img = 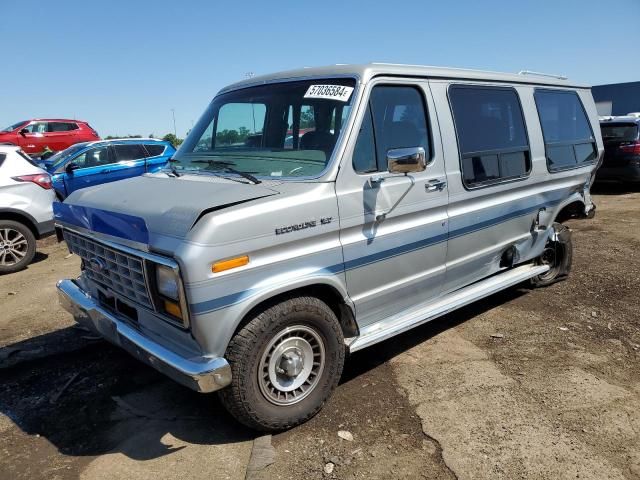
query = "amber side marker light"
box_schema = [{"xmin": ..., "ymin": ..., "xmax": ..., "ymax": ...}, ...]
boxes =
[
  {"xmin": 212, "ymin": 255, "xmax": 250, "ymax": 273},
  {"xmin": 163, "ymin": 299, "xmax": 183, "ymax": 319}
]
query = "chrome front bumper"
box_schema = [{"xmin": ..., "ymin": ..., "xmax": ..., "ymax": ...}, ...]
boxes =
[{"xmin": 56, "ymin": 279, "xmax": 232, "ymax": 393}]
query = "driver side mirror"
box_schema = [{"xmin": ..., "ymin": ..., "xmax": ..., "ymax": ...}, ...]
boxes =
[
  {"xmin": 387, "ymin": 147, "xmax": 427, "ymax": 174},
  {"xmin": 19, "ymin": 128, "xmax": 29, "ymax": 137},
  {"xmin": 65, "ymin": 162, "xmax": 79, "ymax": 174}
]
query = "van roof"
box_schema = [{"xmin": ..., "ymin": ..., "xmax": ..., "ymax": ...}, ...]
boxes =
[{"xmin": 220, "ymin": 63, "xmax": 588, "ymax": 95}]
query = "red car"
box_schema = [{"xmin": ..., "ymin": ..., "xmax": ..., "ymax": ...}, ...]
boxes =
[{"xmin": 0, "ymin": 119, "xmax": 100, "ymax": 157}]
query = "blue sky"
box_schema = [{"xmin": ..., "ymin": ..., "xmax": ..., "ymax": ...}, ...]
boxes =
[{"xmin": 1, "ymin": 0, "xmax": 638, "ymax": 138}]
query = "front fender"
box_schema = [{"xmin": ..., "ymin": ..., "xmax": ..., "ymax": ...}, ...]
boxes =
[{"xmin": 189, "ymin": 270, "xmax": 351, "ymax": 357}]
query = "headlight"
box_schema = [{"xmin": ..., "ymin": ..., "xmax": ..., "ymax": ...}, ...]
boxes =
[{"xmin": 156, "ymin": 264, "xmax": 179, "ymax": 300}]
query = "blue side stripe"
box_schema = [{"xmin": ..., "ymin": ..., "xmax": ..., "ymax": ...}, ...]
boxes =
[
  {"xmin": 54, "ymin": 202, "xmax": 149, "ymax": 244},
  {"xmin": 191, "ymin": 269, "xmax": 343, "ymax": 314},
  {"xmin": 344, "ymin": 233, "xmax": 448, "ymax": 270},
  {"xmin": 448, "ymin": 197, "xmax": 563, "ymax": 240},
  {"xmin": 192, "ymin": 289, "xmax": 256, "ymax": 314}
]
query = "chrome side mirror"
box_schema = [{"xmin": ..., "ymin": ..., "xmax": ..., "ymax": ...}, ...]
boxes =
[{"xmin": 387, "ymin": 147, "xmax": 426, "ymax": 174}]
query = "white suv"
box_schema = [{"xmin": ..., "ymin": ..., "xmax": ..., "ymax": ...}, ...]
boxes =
[{"xmin": 0, "ymin": 145, "xmax": 56, "ymax": 273}]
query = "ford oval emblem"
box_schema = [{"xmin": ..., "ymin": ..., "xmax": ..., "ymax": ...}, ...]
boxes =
[{"xmin": 89, "ymin": 257, "xmax": 106, "ymax": 272}]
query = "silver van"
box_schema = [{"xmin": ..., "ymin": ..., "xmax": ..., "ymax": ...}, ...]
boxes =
[{"xmin": 55, "ymin": 64, "xmax": 602, "ymax": 430}]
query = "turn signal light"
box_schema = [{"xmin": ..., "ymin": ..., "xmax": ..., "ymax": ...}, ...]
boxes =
[
  {"xmin": 163, "ymin": 299, "xmax": 183, "ymax": 319},
  {"xmin": 212, "ymin": 255, "xmax": 249, "ymax": 273}
]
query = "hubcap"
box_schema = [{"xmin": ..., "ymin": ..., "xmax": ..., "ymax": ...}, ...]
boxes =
[
  {"xmin": 258, "ymin": 325, "xmax": 325, "ymax": 406},
  {"xmin": 538, "ymin": 243, "xmax": 561, "ymax": 280},
  {"xmin": 0, "ymin": 228, "xmax": 28, "ymax": 266}
]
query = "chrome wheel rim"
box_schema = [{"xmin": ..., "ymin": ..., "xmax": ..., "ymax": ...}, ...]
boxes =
[
  {"xmin": 0, "ymin": 228, "xmax": 28, "ymax": 266},
  {"xmin": 258, "ymin": 325, "xmax": 325, "ymax": 406}
]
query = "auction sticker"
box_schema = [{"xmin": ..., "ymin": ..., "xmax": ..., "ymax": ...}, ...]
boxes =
[{"xmin": 304, "ymin": 84, "xmax": 354, "ymax": 102}]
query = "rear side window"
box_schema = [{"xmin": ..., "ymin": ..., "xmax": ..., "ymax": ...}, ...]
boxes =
[
  {"xmin": 353, "ymin": 85, "xmax": 430, "ymax": 173},
  {"xmin": 449, "ymin": 85, "xmax": 530, "ymax": 188},
  {"xmin": 534, "ymin": 90, "xmax": 597, "ymax": 171},
  {"xmin": 144, "ymin": 144, "xmax": 166, "ymax": 156},
  {"xmin": 48, "ymin": 122, "xmax": 78, "ymax": 132},
  {"xmin": 0, "ymin": 153, "xmax": 6, "ymax": 168},
  {"xmin": 113, "ymin": 144, "xmax": 147, "ymax": 161},
  {"xmin": 601, "ymin": 123, "xmax": 639, "ymax": 143}
]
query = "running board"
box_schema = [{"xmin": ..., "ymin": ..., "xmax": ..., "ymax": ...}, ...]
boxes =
[{"xmin": 348, "ymin": 263, "xmax": 549, "ymax": 352}]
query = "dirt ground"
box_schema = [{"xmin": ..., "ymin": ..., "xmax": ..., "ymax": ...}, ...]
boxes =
[{"xmin": 1, "ymin": 186, "xmax": 639, "ymax": 480}]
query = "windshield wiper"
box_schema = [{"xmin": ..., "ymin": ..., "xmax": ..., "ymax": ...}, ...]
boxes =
[{"xmin": 191, "ymin": 159, "xmax": 261, "ymax": 184}]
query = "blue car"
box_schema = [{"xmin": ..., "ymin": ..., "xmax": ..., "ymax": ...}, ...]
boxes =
[{"xmin": 40, "ymin": 138, "xmax": 176, "ymax": 199}]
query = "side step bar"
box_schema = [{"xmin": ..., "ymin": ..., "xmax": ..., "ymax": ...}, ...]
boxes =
[{"xmin": 349, "ymin": 263, "xmax": 549, "ymax": 352}]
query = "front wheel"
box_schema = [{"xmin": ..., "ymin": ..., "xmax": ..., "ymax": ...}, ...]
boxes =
[
  {"xmin": 531, "ymin": 222, "xmax": 573, "ymax": 287},
  {"xmin": 219, "ymin": 296, "xmax": 345, "ymax": 431}
]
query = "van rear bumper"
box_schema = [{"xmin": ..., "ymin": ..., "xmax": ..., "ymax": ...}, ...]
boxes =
[{"xmin": 56, "ymin": 278, "xmax": 232, "ymax": 393}]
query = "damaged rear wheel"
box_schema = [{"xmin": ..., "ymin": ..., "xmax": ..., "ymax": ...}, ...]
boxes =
[{"xmin": 531, "ymin": 222, "xmax": 572, "ymax": 287}]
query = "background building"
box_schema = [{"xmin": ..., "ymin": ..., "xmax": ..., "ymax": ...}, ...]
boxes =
[{"xmin": 592, "ymin": 81, "xmax": 640, "ymax": 116}]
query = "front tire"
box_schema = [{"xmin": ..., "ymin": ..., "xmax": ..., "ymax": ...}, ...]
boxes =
[
  {"xmin": 531, "ymin": 222, "xmax": 572, "ymax": 287},
  {"xmin": 0, "ymin": 220, "xmax": 36, "ymax": 274},
  {"xmin": 219, "ymin": 296, "xmax": 345, "ymax": 431}
]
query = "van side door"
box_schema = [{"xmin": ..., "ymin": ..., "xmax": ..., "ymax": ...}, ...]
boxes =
[
  {"xmin": 429, "ymin": 81, "xmax": 537, "ymax": 293},
  {"xmin": 336, "ymin": 79, "xmax": 449, "ymax": 328}
]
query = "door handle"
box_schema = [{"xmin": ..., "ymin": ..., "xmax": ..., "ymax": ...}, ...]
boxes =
[
  {"xmin": 101, "ymin": 169, "xmax": 111, "ymax": 174},
  {"xmin": 426, "ymin": 179, "xmax": 447, "ymax": 192}
]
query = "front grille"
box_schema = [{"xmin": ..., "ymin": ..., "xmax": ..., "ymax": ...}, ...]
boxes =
[{"xmin": 63, "ymin": 230, "xmax": 152, "ymax": 308}]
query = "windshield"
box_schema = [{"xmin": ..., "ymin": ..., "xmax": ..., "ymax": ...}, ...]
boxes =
[
  {"xmin": 1, "ymin": 121, "xmax": 27, "ymax": 133},
  {"xmin": 47, "ymin": 143, "xmax": 87, "ymax": 168},
  {"xmin": 601, "ymin": 123, "xmax": 639, "ymax": 143},
  {"xmin": 175, "ymin": 78, "xmax": 357, "ymax": 179}
]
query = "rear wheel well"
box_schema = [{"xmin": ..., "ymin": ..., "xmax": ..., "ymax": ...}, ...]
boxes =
[
  {"xmin": 0, "ymin": 211, "xmax": 39, "ymax": 239},
  {"xmin": 234, "ymin": 284, "xmax": 359, "ymax": 340},
  {"xmin": 554, "ymin": 201, "xmax": 586, "ymax": 224}
]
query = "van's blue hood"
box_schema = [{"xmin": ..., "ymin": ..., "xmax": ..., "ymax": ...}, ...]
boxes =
[{"xmin": 53, "ymin": 174, "xmax": 278, "ymax": 243}]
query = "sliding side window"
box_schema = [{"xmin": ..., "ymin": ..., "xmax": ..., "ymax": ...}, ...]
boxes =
[
  {"xmin": 449, "ymin": 85, "xmax": 530, "ymax": 188},
  {"xmin": 534, "ymin": 89, "xmax": 597, "ymax": 172}
]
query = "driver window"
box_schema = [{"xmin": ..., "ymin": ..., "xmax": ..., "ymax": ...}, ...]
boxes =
[
  {"xmin": 353, "ymin": 85, "xmax": 431, "ymax": 173},
  {"xmin": 24, "ymin": 122, "xmax": 48, "ymax": 134},
  {"xmin": 72, "ymin": 147, "xmax": 111, "ymax": 169}
]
